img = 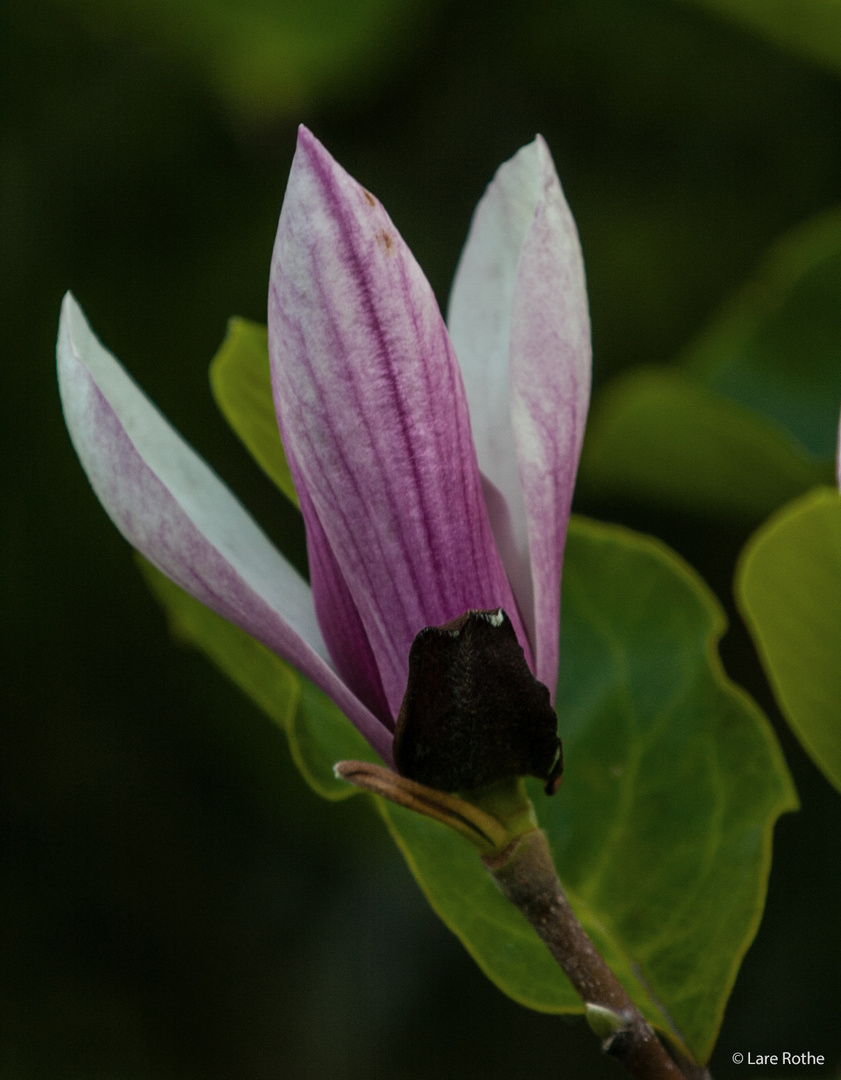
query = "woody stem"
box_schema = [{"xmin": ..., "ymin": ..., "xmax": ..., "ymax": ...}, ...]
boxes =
[{"xmin": 483, "ymin": 829, "xmax": 711, "ymax": 1080}]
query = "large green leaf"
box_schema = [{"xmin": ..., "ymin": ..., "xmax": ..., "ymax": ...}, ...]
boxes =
[
  {"xmin": 380, "ymin": 518, "xmax": 796, "ymax": 1063},
  {"xmin": 538, "ymin": 518, "xmax": 796, "ymax": 1061},
  {"xmin": 43, "ymin": 0, "xmax": 438, "ymax": 119},
  {"xmin": 737, "ymin": 487, "xmax": 841, "ymax": 795},
  {"xmin": 671, "ymin": 0, "xmax": 841, "ymax": 79},
  {"xmin": 579, "ymin": 208, "xmax": 841, "ymax": 520},
  {"xmin": 139, "ymin": 509, "xmax": 796, "ymax": 1063}
]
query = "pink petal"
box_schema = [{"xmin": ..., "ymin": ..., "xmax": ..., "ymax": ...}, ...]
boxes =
[
  {"xmin": 448, "ymin": 137, "xmax": 591, "ymax": 695},
  {"xmin": 269, "ymin": 127, "xmax": 528, "ymax": 720},
  {"xmin": 58, "ymin": 292, "xmax": 392, "ymax": 763},
  {"xmin": 296, "ymin": 479, "xmax": 393, "ymax": 727}
]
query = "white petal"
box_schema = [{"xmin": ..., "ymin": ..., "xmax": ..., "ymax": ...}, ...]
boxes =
[
  {"xmin": 57, "ymin": 292, "xmax": 392, "ymax": 761},
  {"xmin": 447, "ymin": 139, "xmax": 547, "ymax": 640},
  {"xmin": 448, "ymin": 138, "xmax": 591, "ymax": 692}
]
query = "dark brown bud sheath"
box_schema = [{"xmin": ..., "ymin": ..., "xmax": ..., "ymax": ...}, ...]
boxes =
[{"xmin": 393, "ymin": 608, "xmax": 563, "ymax": 795}]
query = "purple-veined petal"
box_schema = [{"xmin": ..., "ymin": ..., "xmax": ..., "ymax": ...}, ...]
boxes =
[
  {"xmin": 448, "ymin": 137, "xmax": 591, "ymax": 695},
  {"xmin": 296, "ymin": 478, "xmax": 393, "ymax": 727},
  {"xmin": 269, "ymin": 127, "xmax": 529, "ymax": 720},
  {"xmin": 57, "ymin": 292, "xmax": 393, "ymax": 763}
]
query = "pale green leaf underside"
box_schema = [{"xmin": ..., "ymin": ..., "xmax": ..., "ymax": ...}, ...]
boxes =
[
  {"xmin": 376, "ymin": 799, "xmax": 685, "ymax": 1037},
  {"xmin": 579, "ymin": 207, "xmax": 841, "ymax": 520},
  {"xmin": 737, "ymin": 487, "xmax": 841, "ymax": 795},
  {"xmin": 539, "ymin": 518, "xmax": 796, "ymax": 1061}
]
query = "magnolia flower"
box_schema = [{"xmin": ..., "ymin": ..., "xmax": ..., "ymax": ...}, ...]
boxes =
[{"xmin": 57, "ymin": 127, "xmax": 590, "ymax": 790}]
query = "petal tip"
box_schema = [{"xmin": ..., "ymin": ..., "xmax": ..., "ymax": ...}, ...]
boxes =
[
  {"xmin": 296, "ymin": 123, "xmax": 317, "ymax": 150},
  {"xmin": 58, "ymin": 290, "xmax": 83, "ymax": 349},
  {"xmin": 57, "ymin": 292, "xmax": 111, "ymax": 394},
  {"xmin": 531, "ymin": 133, "xmax": 549, "ymax": 157},
  {"xmin": 57, "ymin": 292, "xmax": 89, "ymax": 395},
  {"xmin": 294, "ymin": 124, "xmax": 332, "ymax": 173}
]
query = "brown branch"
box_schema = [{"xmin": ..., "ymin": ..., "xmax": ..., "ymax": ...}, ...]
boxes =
[
  {"xmin": 483, "ymin": 829, "xmax": 711, "ymax": 1080},
  {"xmin": 335, "ymin": 764, "xmax": 711, "ymax": 1080}
]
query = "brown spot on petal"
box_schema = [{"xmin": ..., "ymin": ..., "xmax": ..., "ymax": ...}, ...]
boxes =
[
  {"xmin": 362, "ymin": 189, "xmax": 376, "ymax": 207},
  {"xmin": 377, "ymin": 229, "xmax": 395, "ymax": 255}
]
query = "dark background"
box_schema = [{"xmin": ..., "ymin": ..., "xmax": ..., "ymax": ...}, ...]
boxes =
[{"xmin": 3, "ymin": 0, "xmax": 841, "ymax": 1076}]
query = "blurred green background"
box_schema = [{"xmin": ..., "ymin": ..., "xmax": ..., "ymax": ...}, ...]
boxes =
[{"xmin": 3, "ymin": 0, "xmax": 841, "ymax": 1076}]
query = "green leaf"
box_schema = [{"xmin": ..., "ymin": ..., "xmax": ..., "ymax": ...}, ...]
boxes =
[
  {"xmin": 578, "ymin": 208, "xmax": 841, "ymax": 520},
  {"xmin": 376, "ymin": 802, "xmax": 581, "ymax": 1006},
  {"xmin": 371, "ymin": 519, "xmax": 797, "ymax": 1064},
  {"xmin": 139, "ymin": 519, "xmax": 795, "ymax": 1064},
  {"xmin": 737, "ymin": 487, "xmax": 841, "ymax": 795},
  {"xmin": 537, "ymin": 517, "xmax": 796, "ymax": 1061},
  {"xmin": 374, "ymin": 800, "xmax": 683, "ymax": 1038},
  {"xmin": 578, "ymin": 366, "xmax": 827, "ymax": 520},
  {"xmin": 43, "ymin": 0, "xmax": 439, "ymax": 119},
  {"xmin": 137, "ymin": 556, "xmax": 377, "ymax": 800},
  {"xmin": 209, "ymin": 318, "xmax": 299, "ymax": 508},
  {"xmin": 671, "ymin": 0, "xmax": 841, "ymax": 79}
]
